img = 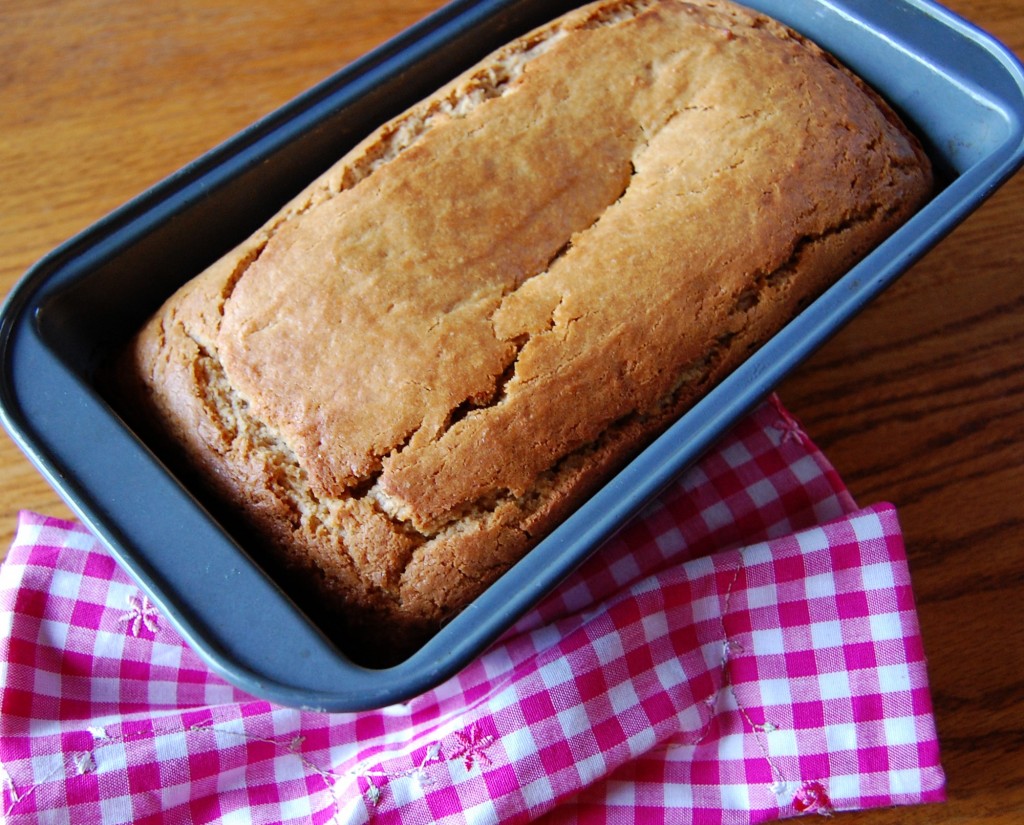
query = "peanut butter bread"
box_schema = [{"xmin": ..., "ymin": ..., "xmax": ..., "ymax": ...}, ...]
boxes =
[{"xmin": 116, "ymin": 0, "xmax": 932, "ymax": 663}]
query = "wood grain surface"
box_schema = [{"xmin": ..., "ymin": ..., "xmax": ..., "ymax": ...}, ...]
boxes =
[{"xmin": 1, "ymin": 1, "xmax": 1021, "ymax": 821}]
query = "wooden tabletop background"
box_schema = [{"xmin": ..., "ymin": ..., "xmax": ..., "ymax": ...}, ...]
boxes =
[{"xmin": 1, "ymin": 1, "xmax": 1021, "ymax": 821}]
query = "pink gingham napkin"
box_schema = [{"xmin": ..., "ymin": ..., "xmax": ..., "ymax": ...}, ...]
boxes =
[{"xmin": 0, "ymin": 396, "xmax": 945, "ymax": 824}]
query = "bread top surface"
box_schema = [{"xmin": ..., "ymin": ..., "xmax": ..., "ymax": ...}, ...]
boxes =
[
  {"xmin": 200, "ymin": 0, "xmax": 926, "ymax": 534},
  {"xmin": 124, "ymin": 0, "xmax": 931, "ymax": 646}
]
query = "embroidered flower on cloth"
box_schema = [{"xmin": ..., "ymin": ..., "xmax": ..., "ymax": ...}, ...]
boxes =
[
  {"xmin": 447, "ymin": 725, "xmax": 496, "ymax": 771},
  {"xmin": 793, "ymin": 781, "xmax": 835, "ymax": 815},
  {"xmin": 118, "ymin": 593, "xmax": 159, "ymax": 637}
]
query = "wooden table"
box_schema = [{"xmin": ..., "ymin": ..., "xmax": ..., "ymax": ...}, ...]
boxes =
[{"xmin": 1, "ymin": 1, "xmax": 1021, "ymax": 821}]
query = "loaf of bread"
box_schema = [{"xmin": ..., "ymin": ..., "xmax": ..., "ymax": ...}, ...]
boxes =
[{"xmin": 116, "ymin": 0, "xmax": 932, "ymax": 664}]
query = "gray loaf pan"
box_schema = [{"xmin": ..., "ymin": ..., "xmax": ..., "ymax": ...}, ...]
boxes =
[{"xmin": 2, "ymin": 0, "xmax": 1022, "ymax": 711}]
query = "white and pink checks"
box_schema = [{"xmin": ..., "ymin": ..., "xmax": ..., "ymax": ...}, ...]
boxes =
[{"xmin": 0, "ymin": 397, "xmax": 945, "ymax": 824}]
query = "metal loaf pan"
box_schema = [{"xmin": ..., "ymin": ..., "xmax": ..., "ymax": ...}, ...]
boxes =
[{"xmin": 2, "ymin": 0, "xmax": 1022, "ymax": 711}]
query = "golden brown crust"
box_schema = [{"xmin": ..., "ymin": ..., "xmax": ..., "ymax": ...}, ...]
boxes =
[{"xmin": 114, "ymin": 0, "xmax": 932, "ymax": 663}]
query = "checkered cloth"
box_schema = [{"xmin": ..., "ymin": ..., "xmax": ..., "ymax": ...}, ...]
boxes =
[{"xmin": 0, "ymin": 396, "xmax": 945, "ymax": 823}]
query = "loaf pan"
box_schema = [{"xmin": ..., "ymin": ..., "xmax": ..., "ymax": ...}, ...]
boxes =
[{"xmin": 2, "ymin": 0, "xmax": 1022, "ymax": 711}]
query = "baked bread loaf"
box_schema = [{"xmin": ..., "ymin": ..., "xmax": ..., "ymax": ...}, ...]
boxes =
[{"xmin": 116, "ymin": 0, "xmax": 932, "ymax": 664}]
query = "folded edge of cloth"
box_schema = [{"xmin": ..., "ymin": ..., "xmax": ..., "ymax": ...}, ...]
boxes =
[{"xmin": 0, "ymin": 397, "xmax": 945, "ymax": 824}]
